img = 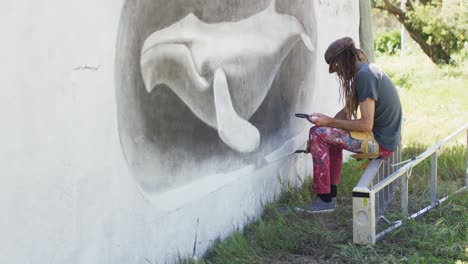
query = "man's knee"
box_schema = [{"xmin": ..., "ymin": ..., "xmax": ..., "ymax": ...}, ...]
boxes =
[
  {"xmin": 309, "ymin": 126, "xmax": 318, "ymax": 135},
  {"xmin": 309, "ymin": 126, "xmax": 328, "ymax": 138}
]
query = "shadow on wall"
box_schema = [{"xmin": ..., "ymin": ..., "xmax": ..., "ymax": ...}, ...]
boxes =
[{"xmin": 115, "ymin": 0, "xmax": 317, "ymax": 195}]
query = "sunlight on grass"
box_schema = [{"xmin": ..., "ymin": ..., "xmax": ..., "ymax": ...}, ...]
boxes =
[{"xmin": 376, "ymin": 49, "xmax": 468, "ymax": 146}]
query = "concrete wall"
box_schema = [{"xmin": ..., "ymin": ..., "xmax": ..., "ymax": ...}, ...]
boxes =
[{"xmin": 0, "ymin": 0, "xmax": 359, "ymax": 263}]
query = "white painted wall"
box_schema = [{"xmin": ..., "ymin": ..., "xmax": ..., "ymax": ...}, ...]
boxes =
[{"xmin": 0, "ymin": 0, "xmax": 359, "ymax": 263}]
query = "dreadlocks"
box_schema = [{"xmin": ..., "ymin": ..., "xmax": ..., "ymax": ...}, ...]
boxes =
[{"xmin": 333, "ymin": 48, "xmax": 369, "ymax": 119}]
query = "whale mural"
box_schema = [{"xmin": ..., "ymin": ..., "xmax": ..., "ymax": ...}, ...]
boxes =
[
  {"xmin": 140, "ymin": 1, "xmax": 314, "ymax": 152},
  {"xmin": 115, "ymin": 0, "xmax": 317, "ymax": 194}
]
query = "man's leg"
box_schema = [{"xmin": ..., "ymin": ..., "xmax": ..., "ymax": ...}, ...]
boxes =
[
  {"xmin": 309, "ymin": 127, "xmax": 362, "ymax": 195},
  {"xmin": 307, "ymin": 127, "xmax": 331, "ymax": 199},
  {"xmin": 330, "ymin": 145, "xmax": 343, "ymax": 199},
  {"xmin": 301, "ymin": 126, "xmax": 362, "ymax": 213}
]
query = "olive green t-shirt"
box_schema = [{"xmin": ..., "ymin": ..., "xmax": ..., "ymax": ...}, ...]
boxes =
[{"xmin": 355, "ymin": 63, "xmax": 402, "ymax": 151}]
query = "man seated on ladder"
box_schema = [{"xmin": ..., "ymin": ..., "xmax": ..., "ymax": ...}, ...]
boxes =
[{"xmin": 297, "ymin": 37, "xmax": 403, "ymax": 213}]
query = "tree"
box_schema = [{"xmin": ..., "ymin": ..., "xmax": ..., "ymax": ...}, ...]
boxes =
[
  {"xmin": 360, "ymin": 0, "xmax": 376, "ymax": 62},
  {"xmin": 372, "ymin": 0, "xmax": 467, "ymax": 64}
]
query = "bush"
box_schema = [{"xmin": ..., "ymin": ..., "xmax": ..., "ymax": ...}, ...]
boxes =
[
  {"xmin": 406, "ymin": 0, "xmax": 467, "ymax": 63},
  {"xmin": 374, "ymin": 29, "xmax": 401, "ymax": 55},
  {"xmin": 387, "ymin": 71, "xmax": 413, "ymax": 90},
  {"xmin": 372, "ymin": 0, "xmax": 468, "ymax": 64}
]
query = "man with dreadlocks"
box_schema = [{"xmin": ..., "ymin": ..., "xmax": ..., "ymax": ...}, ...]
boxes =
[{"xmin": 299, "ymin": 37, "xmax": 402, "ymax": 213}]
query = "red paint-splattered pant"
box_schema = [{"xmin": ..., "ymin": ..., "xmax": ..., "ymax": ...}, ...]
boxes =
[{"xmin": 307, "ymin": 126, "xmax": 393, "ymax": 194}]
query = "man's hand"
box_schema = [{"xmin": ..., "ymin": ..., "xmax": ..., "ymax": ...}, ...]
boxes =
[
  {"xmin": 306, "ymin": 113, "xmax": 333, "ymax": 126},
  {"xmin": 305, "ymin": 98, "xmax": 375, "ymax": 131}
]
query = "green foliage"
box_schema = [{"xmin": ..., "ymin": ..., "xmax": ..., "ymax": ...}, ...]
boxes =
[
  {"xmin": 372, "ymin": 0, "xmax": 468, "ymax": 64},
  {"xmin": 401, "ymin": 143, "xmax": 466, "ymax": 196},
  {"xmin": 440, "ymin": 64, "xmax": 463, "ymax": 78},
  {"xmin": 277, "ymin": 176, "xmax": 314, "ymax": 207},
  {"xmin": 177, "ymin": 256, "xmax": 204, "ymax": 264},
  {"xmin": 374, "ymin": 29, "xmax": 402, "ymax": 55},
  {"xmin": 406, "ymin": 0, "xmax": 468, "ymax": 63},
  {"xmin": 382, "ymin": 191, "xmax": 468, "ymax": 262},
  {"xmin": 338, "ymin": 158, "xmax": 369, "ymax": 194},
  {"xmin": 386, "ymin": 70, "xmax": 413, "ymax": 90}
]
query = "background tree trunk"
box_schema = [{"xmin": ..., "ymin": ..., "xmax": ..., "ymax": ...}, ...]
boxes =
[{"xmin": 360, "ymin": 0, "xmax": 376, "ymax": 62}]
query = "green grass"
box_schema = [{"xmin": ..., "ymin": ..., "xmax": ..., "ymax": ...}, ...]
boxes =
[
  {"xmin": 182, "ymin": 145, "xmax": 467, "ymax": 263},
  {"xmin": 375, "ymin": 48, "xmax": 468, "ymax": 146},
  {"xmin": 179, "ymin": 49, "xmax": 468, "ymax": 264},
  {"xmin": 182, "ymin": 146, "xmax": 467, "ymax": 263}
]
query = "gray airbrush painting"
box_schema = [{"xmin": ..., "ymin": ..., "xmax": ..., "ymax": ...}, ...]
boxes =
[{"xmin": 115, "ymin": 0, "xmax": 317, "ymax": 194}]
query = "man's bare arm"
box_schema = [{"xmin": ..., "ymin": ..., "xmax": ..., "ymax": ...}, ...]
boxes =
[{"xmin": 308, "ymin": 98, "xmax": 375, "ymax": 132}]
